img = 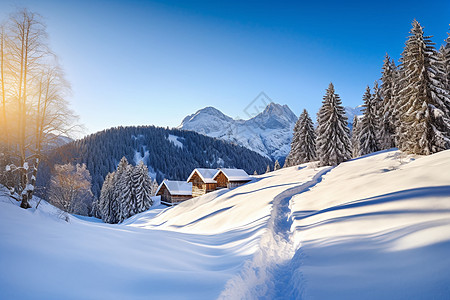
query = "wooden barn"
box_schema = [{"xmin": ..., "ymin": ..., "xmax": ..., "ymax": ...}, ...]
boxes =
[
  {"xmin": 187, "ymin": 168, "xmax": 217, "ymax": 197},
  {"xmin": 213, "ymin": 168, "xmax": 252, "ymax": 189},
  {"xmin": 156, "ymin": 180, "xmax": 193, "ymax": 206}
]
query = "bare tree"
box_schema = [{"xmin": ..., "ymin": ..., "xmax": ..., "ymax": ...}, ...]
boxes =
[
  {"xmin": 0, "ymin": 9, "xmax": 79, "ymax": 209},
  {"xmin": 48, "ymin": 163, "xmax": 93, "ymax": 215}
]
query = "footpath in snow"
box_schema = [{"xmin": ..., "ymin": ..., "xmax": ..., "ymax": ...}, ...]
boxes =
[{"xmin": 218, "ymin": 166, "xmax": 332, "ymax": 299}]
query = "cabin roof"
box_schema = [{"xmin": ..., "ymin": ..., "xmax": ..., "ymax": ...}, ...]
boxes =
[
  {"xmin": 187, "ymin": 168, "xmax": 217, "ymax": 184},
  {"xmin": 156, "ymin": 180, "xmax": 193, "ymax": 196},
  {"xmin": 214, "ymin": 168, "xmax": 252, "ymax": 182}
]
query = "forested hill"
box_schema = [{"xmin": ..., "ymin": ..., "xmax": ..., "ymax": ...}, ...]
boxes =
[{"xmin": 38, "ymin": 126, "xmax": 273, "ymax": 198}]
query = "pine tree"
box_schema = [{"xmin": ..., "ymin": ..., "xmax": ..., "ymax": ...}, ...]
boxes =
[
  {"xmin": 372, "ymin": 81, "xmax": 384, "ymax": 146},
  {"xmin": 392, "ymin": 63, "xmax": 406, "ymax": 147},
  {"xmin": 117, "ymin": 163, "xmax": 133, "ymax": 222},
  {"xmin": 359, "ymin": 86, "xmax": 380, "ymax": 155},
  {"xmin": 297, "ymin": 109, "xmax": 317, "ymax": 163},
  {"xmin": 316, "ymin": 83, "xmax": 352, "ymax": 166},
  {"xmin": 398, "ymin": 20, "xmax": 450, "ymax": 154},
  {"xmin": 253, "ymin": 170, "xmax": 258, "ymax": 175},
  {"xmin": 379, "ymin": 54, "xmax": 397, "ymax": 149},
  {"xmin": 150, "ymin": 179, "xmax": 159, "ymax": 196},
  {"xmin": 265, "ymin": 165, "xmax": 271, "ymax": 173},
  {"xmin": 112, "ymin": 157, "xmax": 130, "ymax": 222},
  {"xmin": 90, "ymin": 199, "xmax": 101, "ymax": 219},
  {"xmin": 99, "ymin": 172, "xmax": 115, "ymax": 223},
  {"xmin": 438, "ymin": 30, "xmax": 450, "ymax": 116},
  {"xmin": 133, "ymin": 161, "xmax": 153, "ymax": 213},
  {"xmin": 286, "ymin": 115, "xmax": 303, "ymax": 166},
  {"xmin": 351, "ymin": 116, "xmax": 361, "ymax": 158},
  {"xmin": 441, "ymin": 29, "xmax": 450, "ymax": 91},
  {"xmin": 274, "ymin": 160, "xmax": 281, "ymax": 171}
]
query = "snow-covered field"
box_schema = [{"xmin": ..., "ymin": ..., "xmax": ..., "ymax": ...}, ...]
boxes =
[
  {"xmin": 1, "ymin": 149, "xmax": 449, "ymax": 299},
  {"xmin": 290, "ymin": 150, "xmax": 450, "ymax": 299}
]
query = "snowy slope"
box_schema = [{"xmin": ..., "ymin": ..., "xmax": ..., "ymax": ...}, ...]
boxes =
[
  {"xmin": 289, "ymin": 150, "xmax": 450, "ymax": 299},
  {"xmin": 0, "ymin": 165, "xmax": 318, "ymax": 299},
  {"xmin": 1, "ymin": 150, "xmax": 449, "ymax": 299},
  {"xmin": 178, "ymin": 103, "xmax": 297, "ymax": 159}
]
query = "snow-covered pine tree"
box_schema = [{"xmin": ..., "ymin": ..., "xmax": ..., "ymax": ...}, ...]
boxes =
[
  {"xmin": 297, "ymin": 109, "xmax": 317, "ymax": 163},
  {"xmin": 99, "ymin": 172, "xmax": 115, "ymax": 223},
  {"xmin": 351, "ymin": 116, "xmax": 362, "ymax": 158},
  {"xmin": 253, "ymin": 170, "xmax": 258, "ymax": 175},
  {"xmin": 397, "ymin": 20, "xmax": 450, "ymax": 154},
  {"xmin": 372, "ymin": 81, "xmax": 384, "ymax": 146},
  {"xmin": 359, "ymin": 86, "xmax": 380, "ymax": 155},
  {"xmin": 133, "ymin": 161, "xmax": 153, "ymax": 213},
  {"xmin": 117, "ymin": 163, "xmax": 133, "ymax": 222},
  {"xmin": 316, "ymin": 83, "xmax": 352, "ymax": 166},
  {"xmin": 379, "ymin": 54, "xmax": 397, "ymax": 149},
  {"xmin": 265, "ymin": 165, "xmax": 271, "ymax": 173},
  {"xmin": 441, "ymin": 30, "xmax": 450, "ymax": 91},
  {"xmin": 90, "ymin": 199, "xmax": 101, "ymax": 219},
  {"xmin": 283, "ymin": 152, "xmax": 292, "ymax": 168},
  {"xmin": 392, "ymin": 61, "xmax": 406, "ymax": 147},
  {"xmin": 112, "ymin": 157, "xmax": 130, "ymax": 223},
  {"xmin": 274, "ymin": 160, "xmax": 281, "ymax": 171},
  {"xmin": 438, "ymin": 31, "xmax": 450, "ymax": 115},
  {"xmin": 150, "ymin": 179, "xmax": 159, "ymax": 197},
  {"xmin": 286, "ymin": 114, "xmax": 303, "ymax": 166}
]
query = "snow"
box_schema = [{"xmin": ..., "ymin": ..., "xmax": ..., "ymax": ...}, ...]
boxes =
[
  {"xmin": 186, "ymin": 168, "xmax": 217, "ymax": 184},
  {"xmin": 1, "ymin": 149, "xmax": 449, "ymax": 299},
  {"xmin": 133, "ymin": 146, "xmax": 149, "ymax": 165},
  {"xmin": 167, "ymin": 134, "xmax": 184, "ymax": 148},
  {"xmin": 156, "ymin": 180, "xmax": 192, "ymax": 196},
  {"xmin": 215, "ymin": 168, "xmax": 251, "ymax": 182},
  {"xmin": 289, "ymin": 149, "xmax": 450, "ymax": 299}
]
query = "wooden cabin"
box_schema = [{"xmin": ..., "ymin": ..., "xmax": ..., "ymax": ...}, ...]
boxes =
[
  {"xmin": 156, "ymin": 180, "xmax": 193, "ymax": 206},
  {"xmin": 213, "ymin": 168, "xmax": 252, "ymax": 189},
  {"xmin": 187, "ymin": 168, "xmax": 217, "ymax": 197}
]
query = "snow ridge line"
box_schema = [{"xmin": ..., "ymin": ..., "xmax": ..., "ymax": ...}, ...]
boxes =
[{"xmin": 218, "ymin": 166, "xmax": 333, "ymax": 300}]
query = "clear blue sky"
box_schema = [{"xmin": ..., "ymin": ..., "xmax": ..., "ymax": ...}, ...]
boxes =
[{"xmin": 0, "ymin": 0, "xmax": 449, "ymax": 135}]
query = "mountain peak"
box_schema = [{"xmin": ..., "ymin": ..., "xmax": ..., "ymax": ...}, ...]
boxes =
[
  {"xmin": 249, "ymin": 102, "xmax": 297, "ymax": 129},
  {"xmin": 179, "ymin": 102, "xmax": 297, "ymax": 159}
]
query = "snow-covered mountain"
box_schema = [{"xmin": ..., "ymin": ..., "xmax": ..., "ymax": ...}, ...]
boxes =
[
  {"xmin": 179, "ymin": 103, "xmax": 365, "ymax": 160},
  {"xmin": 179, "ymin": 103, "xmax": 297, "ymax": 160}
]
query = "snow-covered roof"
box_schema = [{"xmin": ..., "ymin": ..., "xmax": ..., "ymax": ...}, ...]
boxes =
[
  {"xmin": 156, "ymin": 180, "xmax": 192, "ymax": 196},
  {"xmin": 214, "ymin": 168, "xmax": 251, "ymax": 182},
  {"xmin": 186, "ymin": 168, "xmax": 217, "ymax": 184}
]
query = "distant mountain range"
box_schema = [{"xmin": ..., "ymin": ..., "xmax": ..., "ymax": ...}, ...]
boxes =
[
  {"xmin": 178, "ymin": 103, "xmax": 363, "ymax": 160},
  {"xmin": 178, "ymin": 103, "xmax": 297, "ymax": 160}
]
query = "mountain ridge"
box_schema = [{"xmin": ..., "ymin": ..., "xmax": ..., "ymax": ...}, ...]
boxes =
[{"xmin": 178, "ymin": 102, "xmax": 297, "ymax": 160}]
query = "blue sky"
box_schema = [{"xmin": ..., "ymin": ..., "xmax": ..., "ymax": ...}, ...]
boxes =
[{"xmin": 0, "ymin": 0, "xmax": 449, "ymax": 135}]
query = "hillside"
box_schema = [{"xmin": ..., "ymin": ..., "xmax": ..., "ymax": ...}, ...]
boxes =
[
  {"xmin": 1, "ymin": 149, "xmax": 449, "ymax": 299},
  {"xmin": 38, "ymin": 126, "xmax": 272, "ymax": 198}
]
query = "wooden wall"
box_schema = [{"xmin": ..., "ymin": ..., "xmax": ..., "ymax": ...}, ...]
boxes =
[
  {"xmin": 215, "ymin": 171, "xmax": 228, "ymax": 188},
  {"xmin": 188, "ymin": 172, "xmax": 217, "ymax": 197}
]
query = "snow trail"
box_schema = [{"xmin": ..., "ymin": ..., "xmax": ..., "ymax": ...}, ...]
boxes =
[{"xmin": 218, "ymin": 166, "xmax": 333, "ymax": 299}]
